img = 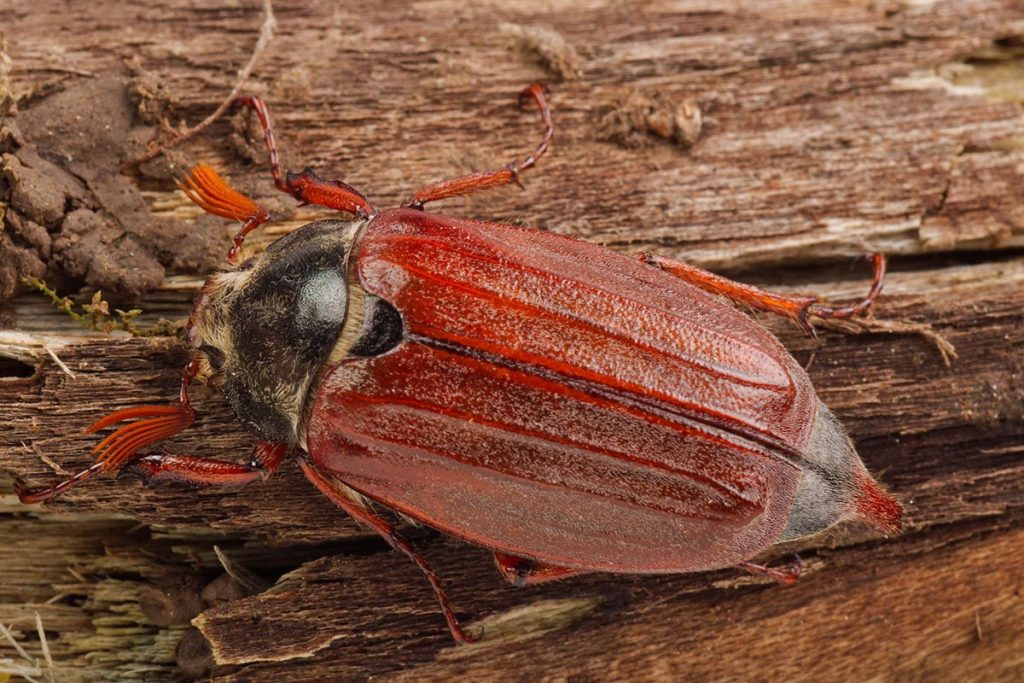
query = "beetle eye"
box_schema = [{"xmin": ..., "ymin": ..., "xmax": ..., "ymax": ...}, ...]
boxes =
[{"xmin": 201, "ymin": 343, "xmax": 227, "ymax": 371}]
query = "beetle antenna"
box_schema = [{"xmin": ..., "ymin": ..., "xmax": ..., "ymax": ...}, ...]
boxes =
[
  {"xmin": 178, "ymin": 164, "xmax": 271, "ymax": 264},
  {"xmin": 15, "ymin": 360, "xmax": 199, "ymax": 504}
]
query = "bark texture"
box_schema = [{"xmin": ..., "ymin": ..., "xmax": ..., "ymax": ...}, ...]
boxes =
[{"xmin": 1, "ymin": 0, "xmax": 1023, "ymax": 681}]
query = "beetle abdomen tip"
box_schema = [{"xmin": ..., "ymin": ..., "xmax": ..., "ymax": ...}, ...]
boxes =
[{"xmin": 854, "ymin": 472, "xmax": 903, "ymax": 535}]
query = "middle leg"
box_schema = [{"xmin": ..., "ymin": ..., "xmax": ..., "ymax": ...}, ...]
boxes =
[
  {"xmin": 402, "ymin": 83, "xmax": 553, "ymax": 210},
  {"xmin": 299, "ymin": 458, "xmax": 478, "ymax": 644}
]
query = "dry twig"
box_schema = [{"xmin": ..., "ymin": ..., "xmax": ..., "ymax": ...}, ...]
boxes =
[{"xmin": 129, "ymin": 0, "xmax": 276, "ymax": 166}]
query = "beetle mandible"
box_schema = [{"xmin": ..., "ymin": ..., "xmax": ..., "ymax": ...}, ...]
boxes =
[{"xmin": 18, "ymin": 83, "xmax": 902, "ymax": 643}]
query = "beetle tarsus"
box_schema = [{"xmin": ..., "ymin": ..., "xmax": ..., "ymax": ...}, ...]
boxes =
[
  {"xmin": 806, "ymin": 252, "xmax": 887, "ymax": 321},
  {"xmin": 796, "ymin": 307, "xmax": 819, "ymax": 339},
  {"xmin": 14, "ymin": 462, "xmax": 105, "ymax": 505},
  {"xmin": 518, "ymin": 81, "xmax": 548, "ymax": 108},
  {"xmin": 507, "ymin": 162, "xmax": 526, "ymax": 190}
]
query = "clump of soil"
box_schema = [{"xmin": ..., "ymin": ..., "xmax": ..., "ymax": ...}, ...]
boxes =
[
  {"xmin": 0, "ymin": 74, "xmax": 228, "ymax": 304},
  {"xmin": 597, "ymin": 90, "xmax": 704, "ymax": 149},
  {"xmin": 500, "ymin": 23, "xmax": 582, "ymax": 82}
]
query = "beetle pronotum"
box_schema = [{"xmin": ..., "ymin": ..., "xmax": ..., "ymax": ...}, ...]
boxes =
[{"xmin": 19, "ymin": 83, "xmax": 902, "ymax": 643}]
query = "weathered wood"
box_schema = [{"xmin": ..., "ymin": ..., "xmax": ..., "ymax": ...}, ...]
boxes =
[
  {"xmin": 199, "ymin": 520, "xmax": 1024, "ymax": 682},
  {"xmin": 2, "ymin": 0, "xmax": 1023, "ymax": 681}
]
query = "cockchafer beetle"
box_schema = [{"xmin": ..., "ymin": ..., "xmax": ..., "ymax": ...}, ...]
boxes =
[{"xmin": 18, "ymin": 83, "xmax": 901, "ymax": 643}]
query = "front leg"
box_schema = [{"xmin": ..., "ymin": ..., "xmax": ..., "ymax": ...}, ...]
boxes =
[
  {"xmin": 233, "ymin": 95, "xmax": 376, "ymax": 218},
  {"xmin": 122, "ymin": 441, "xmax": 288, "ymax": 488},
  {"xmin": 402, "ymin": 83, "xmax": 553, "ymax": 209}
]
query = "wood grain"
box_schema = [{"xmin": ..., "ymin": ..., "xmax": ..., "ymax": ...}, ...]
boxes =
[{"xmin": 1, "ymin": 0, "xmax": 1023, "ymax": 681}]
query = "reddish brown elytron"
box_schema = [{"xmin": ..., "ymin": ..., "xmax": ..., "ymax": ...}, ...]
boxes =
[{"xmin": 17, "ymin": 83, "xmax": 902, "ymax": 644}]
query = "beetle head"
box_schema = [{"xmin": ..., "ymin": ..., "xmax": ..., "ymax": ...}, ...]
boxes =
[{"xmin": 188, "ymin": 219, "xmax": 365, "ymax": 445}]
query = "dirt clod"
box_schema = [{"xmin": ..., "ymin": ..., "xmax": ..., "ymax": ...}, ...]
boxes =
[
  {"xmin": 127, "ymin": 62, "xmax": 181, "ymax": 127},
  {"xmin": 175, "ymin": 627, "xmax": 214, "ymax": 680},
  {"xmin": 0, "ymin": 228, "xmax": 47, "ymax": 302},
  {"xmin": 500, "ymin": 23, "xmax": 582, "ymax": 82},
  {"xmin": 598, "ymin": 90, "xmax": 703, "ymax": 149},
  {"xmin": 2, "ymin": 153, "xmax": 71, "ymax": 225},
  {"xmin": 0, "ymin": 74, "xmax": 228, "ymax": 305}
]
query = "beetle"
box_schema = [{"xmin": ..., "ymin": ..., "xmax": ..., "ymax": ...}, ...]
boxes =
[{"xmin": 17, "ymin": 83, "xmax": 902, "ymax": 643}]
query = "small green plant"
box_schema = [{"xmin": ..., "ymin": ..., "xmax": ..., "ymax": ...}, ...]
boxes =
[{"xmin": 20, "ymin": 276, "xmax": 176, "ymax": 337}]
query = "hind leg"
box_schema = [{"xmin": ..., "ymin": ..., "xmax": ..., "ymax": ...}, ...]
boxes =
[
  {"xmin": 639, "ymin": 252, "xmax": 886, "ymax": 334},
  {"xmin": 738, "ymin": 557, "xmax": 803, "ymax": 585}
]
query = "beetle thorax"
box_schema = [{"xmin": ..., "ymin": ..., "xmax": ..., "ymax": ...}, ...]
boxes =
[{"xmin": 189, "ymin": 219, "xmax": 365, "ymax": 445}]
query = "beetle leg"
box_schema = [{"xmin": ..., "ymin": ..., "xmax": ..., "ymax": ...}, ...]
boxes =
[
  {"xmin": 121, "ymin": 441, "xmax": 288, "ymax": 488},
  {"xmin": 639, "ymin": 252, "xmax": 886, "ymax": 335},
  {"xmin": 15, "ymin": 359, "xmax": 201, "ymax": 505},
  {"xmin": 738, "ymin": 557, "xmax": 803, "ymax": 586},
  {"xmin": 493, "ymin": 552, "xmax": 587, "ymax": 586},
  {"xmin": 402, "ymin": 83, "xmax": 553, "ymax": 210},
  {"xmin": 298, "ymin": 458, "xmax": 479, "ymax": 644},
  {"xmin": 13, "ymin": 463, "xmax": 105, "ymax": 506},
  {"xmin": 233, "ymin": 95, "xmax": 376, "ymax": 218}
]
